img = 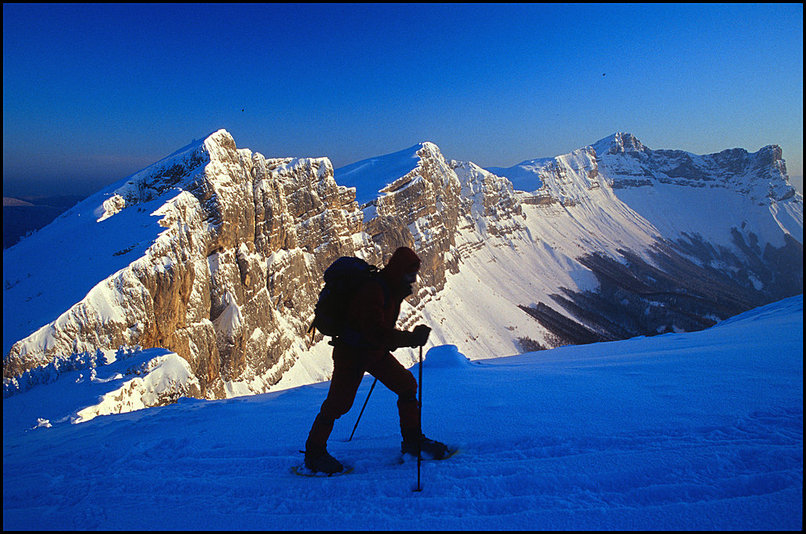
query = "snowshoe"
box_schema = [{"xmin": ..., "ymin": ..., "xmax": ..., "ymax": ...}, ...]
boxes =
[
  {"xmin": 292, "ymin": 464, "xmax": 354, "ymax": 477},
  {"xmin": 303, "ymin": 449, "xmax": 345, "ymax": 475},
  {"xmin": 401, "ymin": 435, "xmax": 450, "ymax": 460}
]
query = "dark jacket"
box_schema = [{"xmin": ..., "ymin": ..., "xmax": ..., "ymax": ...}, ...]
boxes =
[{"xmin": 340, "ymin": 247, "xmax": 421, "ymax": 351}]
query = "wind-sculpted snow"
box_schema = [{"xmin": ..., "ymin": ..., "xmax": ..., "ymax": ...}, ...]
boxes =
[{"xmin": 3, "ymin": 296, "xmax": 801, "ymax": 530}]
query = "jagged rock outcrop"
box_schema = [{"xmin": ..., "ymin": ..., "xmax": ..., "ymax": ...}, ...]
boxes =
[
  {"xmin": 3, "ymin": 130, "xmax": 802, "ymax": 412},
  {"xmin": 369, "ymin": 143, "xmax": 463, "ymax": 289},
  {"xmin": 3, "ymin": 131, "xmax": 376, "ymax": 398},
  {"xmin": 592, "ymin": 132, "xmax": 794, "ymax": 202},
  {"xmin": 451, "ymin": 160, "xmax": 524, "ymax": 232},
  {"xmin": 2, "ymin": 133, "xmax": 470, "ymax": 399}
]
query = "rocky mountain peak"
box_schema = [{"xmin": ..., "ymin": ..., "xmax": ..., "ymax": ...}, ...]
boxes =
[{"xmin": 592, "ymin": 132, "xmax": 647, "ymax": 156}]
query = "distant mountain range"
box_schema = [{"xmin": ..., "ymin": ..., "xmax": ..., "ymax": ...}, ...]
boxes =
[
  {"xmin": 3, "ymin": 130, "xmax": 802, "ymax": 413},
  {"xmin": 3, "ymin": 195, "xmax": 85, "ymax": 248}
]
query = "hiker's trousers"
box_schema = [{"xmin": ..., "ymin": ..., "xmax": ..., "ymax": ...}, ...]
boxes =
[{"xmin": 306, "ymin": 345, "xmax": 419, "ymax": 453}]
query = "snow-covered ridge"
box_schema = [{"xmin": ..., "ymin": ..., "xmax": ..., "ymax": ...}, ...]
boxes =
[
  {"xmin": 334, "ymin": 143, "xmax": 427, "ymax": 205},
  {"xmin": 3, "ymin": 129, "xmax": 802, "ymax": 411},
  {"xmin": 96, "ymin": 132, "xmax": 214, "ymax": 222},
  {"xmin": 487, "ymin": 132, "xmax": 802, "ymax": 247},
  {"xmin": 592, "ymin": 132, "xmax": 794, "ymax": 201},
  {"xmin": 491, "ymin": 132, "xmax": 795, "ymax": 203}
]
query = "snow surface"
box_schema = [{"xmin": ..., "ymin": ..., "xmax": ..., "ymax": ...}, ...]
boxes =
[
  {"xmin": 486, "ymin": 157, "xmax": 552, "ymax": 192},
  {"xmin": 3, "ymin": 295, "xmax": 802, "ymax": 530}
]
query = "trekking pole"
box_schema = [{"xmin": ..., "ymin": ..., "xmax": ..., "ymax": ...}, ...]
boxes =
[
  {"xmin": 414, "ymin": 344, "xmax": 424, "ymax": 492},
  {"xmin": 347, "ymin": 376, "xmax": 377, "ymax": 441}
]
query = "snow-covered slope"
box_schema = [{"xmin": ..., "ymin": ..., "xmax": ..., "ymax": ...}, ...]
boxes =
[
  {"xmin": 2, "ymin": 139, "xmax": 206, "ymax": 357},
  {"xmin": 489, "ymin": 132, "xmax": 801, "ymax": 250},
  {"xmin": 595, "ymin": 132, "xmax": 801, "ymax": 248},
  {"xmin": 334, "ymin": 143, "xmax": 427, "ymax": 206},
  {"xmin": 465, "ymin": 133, "xmax": 802, "ymax": 353},
  {"xmin": 3, "ymin": 295, "xmax": 801, "ymax": 530}
]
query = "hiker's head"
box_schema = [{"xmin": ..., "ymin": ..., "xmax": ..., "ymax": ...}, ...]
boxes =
[{"xmin": 385, "ymin": 246, "xmax": 421, "ymax": 285}]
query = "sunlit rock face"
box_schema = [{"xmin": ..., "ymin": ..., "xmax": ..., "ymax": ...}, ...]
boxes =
[{"xmin": 4, "ymin": 130, "xmax": 801, "ymax": 409}]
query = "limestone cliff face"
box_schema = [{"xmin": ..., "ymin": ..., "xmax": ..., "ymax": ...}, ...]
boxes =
[
  {"xmin": 3, "ymin": 130, "xmax": 376, "ymax": 398},
  {"xmin": 451, "ymin": 160, "xmax": 525, "ymax": 239},
  {"xmin": 2, "ymin": 132, "xmax": 477, "ymax": 399},
  {"xmin": 366, "ymin": 142, "xmax": 463, "ymax": 293},
  {"xmin": 3, "ymin": 130, "xmax": 802, "ymax": 408}
]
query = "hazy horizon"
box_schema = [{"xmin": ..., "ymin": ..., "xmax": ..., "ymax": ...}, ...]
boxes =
[{"xmin": 3, "ymin": 3, "xmax": 803, "ymax": 198}]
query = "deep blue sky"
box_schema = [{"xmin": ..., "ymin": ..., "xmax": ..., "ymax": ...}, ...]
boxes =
[{"xmin": 3, "ymin": 3, "xmax": 803, "ymax": 198}]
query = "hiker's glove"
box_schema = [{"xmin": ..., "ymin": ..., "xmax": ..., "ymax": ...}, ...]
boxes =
[{"xmin": 410, "ymin": 325, "xmax": 431, "ymax": 347}]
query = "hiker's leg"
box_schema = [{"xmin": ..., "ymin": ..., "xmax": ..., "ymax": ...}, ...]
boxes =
[
  {"xmin": 305, "ymin": 347, "xmax": 364, "ymax": 453},
  {"xmin": 366, "ymin": 352, "xmax": 419, "ymax": 441}
]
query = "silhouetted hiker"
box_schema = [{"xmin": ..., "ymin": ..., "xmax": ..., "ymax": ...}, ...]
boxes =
[{"xmin": 304, "ymin": 246, "xmax": 448, "ymax": 474}]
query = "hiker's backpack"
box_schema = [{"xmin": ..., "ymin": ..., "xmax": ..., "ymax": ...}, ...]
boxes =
[{"xmin": 309, "ymin": 256, "xmax": 380, "ymax": 338}]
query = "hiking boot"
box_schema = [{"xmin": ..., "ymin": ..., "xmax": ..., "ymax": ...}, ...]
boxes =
[
  {"xmin": 401, "ymin": 434, "xmax": 449, "ymax": 460},
  {"xmin": 304, "ymin": 449, "xmax": 344, "ymax": 474}
]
